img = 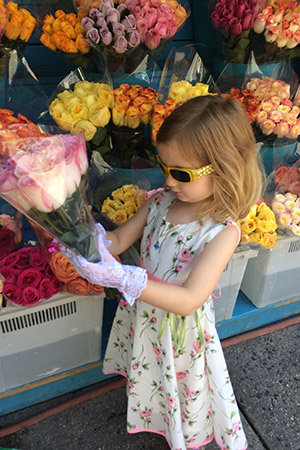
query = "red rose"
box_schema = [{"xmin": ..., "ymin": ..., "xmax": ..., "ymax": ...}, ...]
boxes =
[
  {"xmin": 21, "ymin": 286, "xmax": 40, "ymax": 306},
  {"xmin": 1, "ymin": 251, "xmax": 20, "ymax": 268},
  {"xmin": 0, "ymin": 266, "xmax": 16, "ymax": 283},
  {"xmin": 39, "ymin": 278, "xmax": 62, "ymax": 300},
  {"xmin": 0, "ymin": 227, "xmax": 16, "ymax": 260},
  {"xmin": 3, "ymin": 283, "xmax": 22, "ymax": 304},
  {"xmin": 17, "ymin": 268, "xmax": 43, "ymax": 289},
  {"xmin": 29, "ymin": 249, "xmax": 48, "ymax": 272},
  {"xmin": 43, "ymin": 265, "xmax": 55, "ymax": 280}
]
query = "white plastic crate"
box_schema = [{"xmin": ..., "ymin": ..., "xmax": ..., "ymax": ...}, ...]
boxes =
[
  {"xmin": 0, "ymin": 291, "xmax": 104, "ymax": 393},
  {"xmin": 213, "ymin": 246, "xmax": 258, "ymax": 322},
  {"xmin": 241, "ymin": 235, "xmax": 300, "ymax": 308}
]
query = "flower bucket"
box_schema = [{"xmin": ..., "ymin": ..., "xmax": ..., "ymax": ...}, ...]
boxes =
[{"xmin": 213, "ymin": 57, "xmax": 279, "ymax": 82}]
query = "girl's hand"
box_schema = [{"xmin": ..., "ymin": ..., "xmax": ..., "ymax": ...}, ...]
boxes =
[{"xmin": 60, "ymin": 236, "xmax": 147, "ymax": 306}]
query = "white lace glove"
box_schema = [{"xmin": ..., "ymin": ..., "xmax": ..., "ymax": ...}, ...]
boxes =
[{"xmin": 60, "ymin": 223, "xmax": 147, "ymax": 305}]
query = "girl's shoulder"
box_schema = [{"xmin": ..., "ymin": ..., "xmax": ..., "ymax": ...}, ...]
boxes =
[{"xmin": 200, "ymin": 217, "xmax": 240, "ymax": 246}]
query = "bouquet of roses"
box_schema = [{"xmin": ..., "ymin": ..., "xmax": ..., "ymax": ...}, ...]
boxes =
[
  {"xmin": 0, "ymin": 0, "xmax": 36, "ymax": 53},
  {"xmin": 253, "ymin": 0, "xmax": 300, "ymax": 61},
  {"xmin": 272, "ymin": 192, "xmax": 300, "ymax": 236},
  {"xmin": 0, "ymin": 133, "xmax": 101, "ymax": 262},
  {"xmin": 0, "ymin": 246, "xmax": 62, "ymax": 307},
  {"xmin": 0, "ymin": 108, "xmax": 50, "ymax": 160},
  {"xmin": 210, "ymin": 0, "xmax": 264, "ymax": 63},
  {"xmin": 80, "ymin": 0, "xmax": 189, "ymax": 73},
  {"xmin": 237, "ymin": 200, "xmax": 278, "ymax": 247},
  {"xmin": 246, "ymin": 76, "xmax": 300, "ymax": 139}
]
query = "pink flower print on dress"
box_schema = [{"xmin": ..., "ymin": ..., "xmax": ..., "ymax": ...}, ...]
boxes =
[
  {"xmin": 164, "ymin": 413, "xmax": 170, "ymax": 425},
  {"xmin": 231, "ymin": 422, "xmax": 240, "ymax": 436},
  {"xmin": 176, "ymin": 371, "xmax": 187, "ymax": 380},
  {"xmin": 204, "ymin": 330, "xmax": 211, "ymax": 343},
  {"xmin": 177, "ymin": 235, "xmax": 183, "ymax": 241},
  {"xmin": 166, "ymin": 396, "xmax": 176, "ymax": 408},
  {"xmin": 129, "ymin": 324, "xmax": 135, "ymax": 338},
  {"xmin": 176, "ymin": 265, "xmax": 183, "ymax": 272},
  {"xmin": 154, "ymin": 192, "xmax": 165, "ymax": 203},
  {"xmin": 193, "ymin": 339, "xmax": 202, "ymax": 353},
  {"xmin": 145, "ymin": 239, "xmax": 151, "ymax": 254},
  {"xmin": 177, "ymin": 248, "xmax": 191, "ymax": 263},
  {"xmin": 132, "ymin": 364, "xmax": 138, "ymax": 370},
  {"xmin": 140, "ymin": 409, "xmax": 152, "ymax": 418},
  {"xmin": 153, "ymin": 346, "xmax": 161, "ymax": 359}
]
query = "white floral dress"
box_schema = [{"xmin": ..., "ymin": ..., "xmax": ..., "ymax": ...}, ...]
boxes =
[{"xmin": 103, "ymin": 190, "xmax": 247, "ymax": 450}]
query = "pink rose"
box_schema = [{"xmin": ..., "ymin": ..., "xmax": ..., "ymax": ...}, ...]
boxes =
[
  {"xmin": 193, "ymin": 339, "xmax": 202, "ymax": 353},
  {"xmin": 21, "ymin": 286, "xmax": 40, "ymax": 306},
  {"xmin": 121, "ymin": 14, "xmax": 136, "ymax": 32},
  {"xmin": 157, "ymin": 3, "xmax": 174, "ymax": 21},
  {"xmin": 176, "ymin": 265, "xmax": 183, "ymax": 272},
  {"xmin": 1, "ymin": 251, "xmax": 19, "ymax": 267},
  {"xmin": 29, "ymin": 250, "xmax": 48, "ymax": 272},
  {"xmin": 231, "ymin": 422, "xmax": 240, "ymax": 436},
  {"xmin": 136, "ymin": 17, "xmax": 148, "ymax": 40},
  {"xmin": 166, "ymin": 18, "xmax": 177, "ymax": 38},
  {"xmin": 17, "ymin": 268, "xmax": 43, "ymax": 289},
  {"xmin": 3, "ymin": 283, "xmax": 22, "ymax": 304},
  {"xmin": 166, "ymin": 396, "xmax": 176, "ymax": 408},
  {"xmin": 153, "ymin": 346, "xmax": 161, "ymax": 358},
  {"xmin": 176, "ymin": 371, "xmax": 187, "ymax": 380},
  {"xmin": 125, "ymin": 0, "xmax": 139, "ymax": 11},
  {"xmin": 144, "ymin": 28, "xmax": 160, "ymax": 49},
  {"xmin": 204, "ymin": 330, "xmax": 211, "ymax": 343},
  {"xmin": 141, "ymin": 6, "xmax": 157, "ymax": 29},
  {"xmin": 141, "ymin": 409, "xmax": 152, "ymax": 418},
  {"xmin": 153, "ymin": 19, "xmax": 169, "ymax": 38}
]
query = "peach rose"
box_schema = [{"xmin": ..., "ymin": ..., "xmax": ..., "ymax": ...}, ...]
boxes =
[
  {"xmin": 64, "ymin": 277, "xmax": 91, "ymax": 295},
  {"xmin": 49, "ymin": 251, "xmax": 79, "ymax": 283}
]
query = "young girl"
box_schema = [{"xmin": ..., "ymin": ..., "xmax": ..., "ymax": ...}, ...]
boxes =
[{"xmin": 62, "ymin": 95, "xmax": 263, "ymax": 450}]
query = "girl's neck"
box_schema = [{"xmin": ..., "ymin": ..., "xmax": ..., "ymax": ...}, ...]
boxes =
[{"xmin": 166, "ymin": 198, "xmax": 202, "ymax": 225}]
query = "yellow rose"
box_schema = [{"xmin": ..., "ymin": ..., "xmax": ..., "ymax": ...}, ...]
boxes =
[
  {"xmin": 82, "ymin": 93, "xmax": 98, "ymax": 109},
  {"xmin": 49, "ymin": 98, "xmax": 66, "ymax": 114},
  {"xmin": 57, "ymin": 90, "xmax": 74, "ymax": 103},
  {"xmin": 126, "ymin": 106, "xmax": 140, "ymax": 129},
  {"xmin": 241, "ymin": 219, "xmax": 256, "ymax": 234},
  {"xmin": 136, "ymin": 189, "xmax": 146, "ymax": 207},
  {"xmin": 97, "ymin": 90, "xmax": 114, "ymax": 108},
  {"xmin": 51, "ymin": 111, "xmax": 74, "ymax": 131},
  {"xmin": 71, "ymin": 103, "xmax": 88, "ymax": 120},
  {"xmin": 271, "ymin": 202, "xmax": 285, "ymax": 214},
  {"xmin": 92, "ymin": 83, "xmax": 112, "ymax": 94},
  {"xmin": 73, "ymin": 87, "xmax": 91, "ymax": 100},
  {"xmin": 249, "ymin": 231, "xmax": 263, "ymax": 244},
  {"xmin": 140, "ymin": 103, "xmax": 153, "ymax": 125},
  {"xmin": 285, "ymin": 193, "xmax": 297, "ymax": 202},
  {"xmin": 255, "ymin": 219, "xmax": 277, "ymax": 233},
  {"xmin": 240, "ymin": 232, "xmax": 250, "ymax": 244},
  {"xmin": 88, "ymin": 103, "xmax": 111, "ymax": 127},
  {"xmin": 279, "ymin": 213, "xmax": 291, "ymax": 228},
  {"xmin": 247, "ymin": 204, "xmax": 258, "ymax": 219},
  {"xmin": 112, "ymin": 104, "xmax": 126, "ymax": 127},
  {"xmin": 123, "ymin": 190, "xmax": 136, "ymax": 203},
  {"xmin": 61, "ymin": 95, "xmax": 82, "ymax": 112},
  {"xmin": 261, "ymin": 232, "xmax": 277, "ymax": 248},
  {"xmin": 291, "ymin": 208, "xmax": 300, "ymax": 221},
  {"xmin": 122, "ymin": 184, "xmax": 135, "ymax": 192},
  {"xmin": 70, "ymin": 119, "xmax": 97, "ymax": 141},
  {"xmin": 124, "ymin": 201, "xmax": 137, "ymax": 215},
  {"xmin": 111, "ymin": 188, "xmax": 125, "ymax": 202},
  {"xmin": 75, "ymin": 81, "xmax": 94, "ymax": 92},
  {"xmin": 110, "ymin": 210, "xmax": 127, "ymax": 225},
  {"xmin": 285, "ymin": 201, "xmax": 296, "ymax": 211}
]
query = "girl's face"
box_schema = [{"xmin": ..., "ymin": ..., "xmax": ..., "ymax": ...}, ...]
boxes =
[{"xmin": 157, "ymin": 140, "xmax": 214, "ymax": 204}]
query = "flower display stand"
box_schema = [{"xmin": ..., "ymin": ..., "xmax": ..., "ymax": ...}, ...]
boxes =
[
  {"xmin": 241, "ymin": 235, "xmax": 300, "ymax": 308},
  {"xmin": 214, "ymin": 246, "xmax": 258, "ymax": 322},
  {"xmin": 0, "ymin": 291, "xmax": 104, "ymax": 393},
  {"xmin": 259, "ymin": 141, "xmax": 299, "ymax": 176}
]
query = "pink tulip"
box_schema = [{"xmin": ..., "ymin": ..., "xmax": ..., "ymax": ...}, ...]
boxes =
[{"xmin": 231, "ymin": 19, "xmax": 243, "ymax": 35}]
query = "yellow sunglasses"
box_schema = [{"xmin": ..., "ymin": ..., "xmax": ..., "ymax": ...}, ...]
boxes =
[{"xmin": 156, "ymin": 155, "xmax": 215, "ymax": 184}]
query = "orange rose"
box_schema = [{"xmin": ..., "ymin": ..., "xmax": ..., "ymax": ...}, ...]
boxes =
[
  {"xmin": 40, "ymin": 32, "xmax": 57, "ymax": 51},
  {"xmin": 91, "ymin": 283, "xmax": 104, "ymax": 294},
  {"xmin": 64, "ymin": 278, "xmax": 92, "ymax": 296},
  {"xmin": 55, "ymin": 10, "xmax": 65, "ymax": 20},
  {"xmin": 49, "ymin": 251, "xmax": 79, "ymax": 283},
  {"xmin": 75, "ymin": 33, "xmax": 90, "ymax": 54},
  {"xmin": 0, "ymin": 6, "xmax": 8, "ymax": 32},
  {"xmin": 60, "ymin": 20, "xmax": 77, "ymax": 39}
]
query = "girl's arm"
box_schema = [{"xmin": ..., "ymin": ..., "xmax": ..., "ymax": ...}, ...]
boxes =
[
  {"xmin": 105, "ymin": 196, "xmax": 152, "ymax": 256},
  {"xmin": 138, "ymin": 224, "xmax": 240, "ymax": 316}
]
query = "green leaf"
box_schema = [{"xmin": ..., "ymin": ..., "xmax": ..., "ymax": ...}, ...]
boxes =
[{"xmin": 92, "ymin": 127, "xmax": 108, "ymax": 146}]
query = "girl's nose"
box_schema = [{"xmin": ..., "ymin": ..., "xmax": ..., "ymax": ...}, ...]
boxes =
[{"xmin": 165, "ymin": 173, "xmax": 177, "ymax": 188}]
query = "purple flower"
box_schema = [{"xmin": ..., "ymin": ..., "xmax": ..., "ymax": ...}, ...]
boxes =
[
  {"xmin": 87, "ymin": 27, "xmax": 100, "ymax": 44},
  {"xmin": 107, "ymin": 8, "xmax": 120, "ymax": 24},
  {"xmin": 122, "ymin": 14, "xmax": 136, "ymax": 32},
  {"xmin": 125, "ymin": 0, "xmax": 139, "ymax": 11},
  {"xmin": 81, "ymin": 17, "xmax": 95, "ymax": 32},
  {"xmin": 112, "ymin": 22, "xmax": 125, "ymax": 36},
  {"xmin": 100, "ymin": 27, "xmax": 113, "ymax": 46},
  {"xmin": 117, "ymin": 3, "xmax": 127, "ymax": 15},
  {"xmin": 113, "ymin": 35, "xmax": 128, "ymax": 54},
  {"xmin": 128, "ymin": 30, "xmax": 140, "ymax": 47},
  {"xmin": 100, "ymin": 0, "xmax": 114, "ymax": 15},
  {"xmin": 89, "ymin": 8, "xmax": 102, "ymax": 21}
]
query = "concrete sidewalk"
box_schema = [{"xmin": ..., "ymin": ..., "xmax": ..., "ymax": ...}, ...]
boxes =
[{"xmin": 0, "ymin": 322, "xmax": 299, "ymax": 450}]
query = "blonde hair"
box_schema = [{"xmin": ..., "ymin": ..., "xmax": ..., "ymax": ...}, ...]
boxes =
[{"xmin": 156, "ymin": 95, "xmax": 264, "ymax": 223}]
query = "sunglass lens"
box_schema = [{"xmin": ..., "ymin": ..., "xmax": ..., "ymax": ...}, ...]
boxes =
[{"xmin": 170, "ymin": 169, "xmax": 191, "ymax": 183}]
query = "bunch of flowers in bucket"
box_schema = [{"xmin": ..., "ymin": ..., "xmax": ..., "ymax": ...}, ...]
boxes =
[
  {"xmin": 0, "ymin": 0, "xmax": 36, "ymax": 53},
  {"xmin": 0, "ymin": 133, "xmax": 101, "ymax": 263},
  {"xmin": 271, "ymin": 163, "xmax": 300, "ymax": 236},
  {"xmin": 0, "ymin": 108, "xmax": 50, "ymax": 160},
  {"xmin": 0, "ymin": 246, "xmax": 62, "ymax": 307},
  {"xmin": 221, "ymin": 87, "xmax": 260, "ymax": 122},
  {"xmin": 80, "ymin": 0, "xmax": 189, "ymax": 73},
  {"xmin": 210, "ymin": 0, "xmax": 263, "ymax": 63},
  {"xmin": 237, "ymin": 201, "xmax": 278, "ymax": 247},
  {"xmin": 246, "ymin": 76, "xmax": 300, "ymax": 139},
  {"xmin": 49, "ymin": 80, "xmax": 113, "ymax": 143},
  {"xmin": 0, "ymin": 211, "xmax": 22, "ymax": 260},
  {"xmin": 101, "ymin": 183, "xmax": 146, "ymax": 225},
  {"xmin": 253, "ymin": 0, "xmax": 300, "ymax": 59}
]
